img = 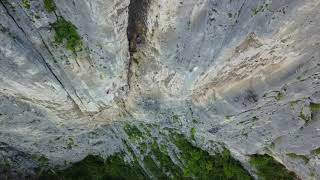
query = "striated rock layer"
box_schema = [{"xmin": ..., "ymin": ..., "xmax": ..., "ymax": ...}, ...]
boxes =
[{"xmin": 0, "ymin": 0, "xmax": 320, "ymax": 179}]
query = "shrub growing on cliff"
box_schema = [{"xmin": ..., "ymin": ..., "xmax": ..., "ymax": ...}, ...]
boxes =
[
  {"xmin": 250, "ymin": 154, "xmax": 297, "ymax": 180},
  {"xmin": 22, "ymin": 0, "xmax": 30, "ymax": 9},
  {"xmin": 172, "ymin": 133, "xmax": 252, "ymax": 180},
  {"xmin": 44, "ymin": 0, "xmax": 56, "ymax": 12},
  {"xmin": 124, "ymin": 124, "xmax": 143, "ymax": 140},
  {"xmin": 52, "ymin": 17, "xmax": 81, "ymax": 52}
]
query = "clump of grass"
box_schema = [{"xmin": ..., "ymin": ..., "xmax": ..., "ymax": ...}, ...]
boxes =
[
  {"xmin": 124, "ymin": 124, "xmax": 143, "ymax": 140},
  {"xmin": 52, "ymin": 17, "xmax": 81, "ymax": 52},
  {"xmin": 190, "ymin": 128, "xmax": 196, "ymax": 140},
  {"xmin": 299, "ymin": 111, "xmax": 309, "ymax": 122},
  {"xmin": 289, "ymin": 101, "xmax": 297, "ymax": 109},
  {"xmin": 286, "ymin": 153, "xmax": 309, "ymax": 164},
  {"xmin": 192, "ymin": 117, "xmax": 199, "ymax": 123},
  {"xmin": 251, "ymin": 5, "xmax": 264, "ymax": 16},
  {"xmin": 43, "ymin": 0, "xmax": 56, "ymax": 13},
  {"xmin": 172, "ymin": 115, "xmax": 180, "ymax": 123},
  {"xmin": 276, "ymin": 92, "xmax": 284, "ymax": 101},
  {"xmin": 0, "ymin": 24, "xmax": 8, "ymax": 33},
  {"xmin": 311, "ymin": 147, "xmax": 320, "ymax": 155},
  {"xmin": 31, "ymin": 154, "xmax": 49, "ymax": 166},
  {"xmin": 22, "ymin": 0, "xmax": 30, "ymax": 9},
  {"xmin": 67, "ymin": 138, "xmax": 75, "ymax": 149},
  {"xmin": 250, "ymin": 154, "xmax": 297, "ymax": 180}
]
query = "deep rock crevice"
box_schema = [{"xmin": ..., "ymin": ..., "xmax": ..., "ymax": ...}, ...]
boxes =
[{"xmin": 126, "ymin": 0, "xmax": 151, "ymax": 90}]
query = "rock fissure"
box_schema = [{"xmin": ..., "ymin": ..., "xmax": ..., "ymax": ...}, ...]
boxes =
[
  {"xmin": 126, "ymin": 0, "xmax": 151, "ymax": 90},
  {"xmin": 0, "ymin": 1, "xmax": 27, "ymax": 37}
]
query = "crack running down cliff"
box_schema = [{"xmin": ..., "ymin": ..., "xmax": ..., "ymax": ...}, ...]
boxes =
[{"xmin": 126, "ymin": 0, "xmax": 151, "ymax": 89}]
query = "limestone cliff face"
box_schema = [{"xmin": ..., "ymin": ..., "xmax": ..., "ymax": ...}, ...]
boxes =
[{"xmin": 0, "ymin": 0, "xmax": 320, "ymax": 179}]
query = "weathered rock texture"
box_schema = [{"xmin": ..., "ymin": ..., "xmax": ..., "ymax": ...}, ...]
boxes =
[{"xmin": 0, "ymin": 0, "xmax": 320, "ymax": 179}]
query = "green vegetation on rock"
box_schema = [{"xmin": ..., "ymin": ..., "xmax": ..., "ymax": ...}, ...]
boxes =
[
  {"xmin": 44, "ymin": 0, "xmax": 56, "ymax": 13},
  {"xmin": 52, "ymin": 17, "xmax": 81, "ymax": 52},
  {"xmin": 311, "ymin": 147, "xmax": 320, "ymax": 155},
  {"xmin": 286, "ymin": 153, "xmax": 309, "ymax": 164},
  {"xmin": 40, "ymin": 153, "xmax": 146, "ymax": 180},
  {"xmin": 22, "ymin": 0, "xmax": 30, "ymax": 9},
  {"xmin": 172, "ymin": 115, "xmax": 181, "ymax": 125},
  {"xmin": 190, "ymin": 127, "xmax": 196, "ymax": 140},
  {"xmin": 276, "ymin": 92, "xmax": 284, "ymax": 101},
  {"xmin": 31, "ymin": 154, "xmax": 49, "ymax": 166},
  {"xmin": 147, "ymin": 141, "xmax": 183, "ymax": 179},
  {"xmin": 250, "ymin": 154, "xmax": 297, "ymax": 180},
  {"xmin": 172, "ymin": 133, "xmax": 252, "ymax": 180},
  {"xmin": 310, "ymin": 102, "xmax": 320, "ymax": 112},
  {"xmin": 143, "ymin": 155, "xmax": 167, "ymax": 178},
  {"xmin": 39, "ymin": 125, "xmax": 252, "ymax": 180},
  {"xmin": 299, "ymin": 111, "xmax": 309, "ymax": 122},
  {"xmin": 124, "ymin": 124, "xmax": 143, "ymax": 140}
]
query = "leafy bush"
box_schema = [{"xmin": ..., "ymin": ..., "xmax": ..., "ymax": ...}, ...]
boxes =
[
  {"xmin": 148, "ymin": 141, "xmax": 183, "ymax": 179},
  {"xmin": 172, "ymin": 133, "xmax": 252, "ymax": 180},
  {"xmin": 22, "ymin": 0, "xmax": 30, "ymax": 9},
  {"xmin": 311, "ymin": 147, "xmax": 320, "ymax": 155},
  {"xmin": 250, "ymin": 154, "xmax": 297, "ymax": 180},
  {"xmin": 52, "ymin": 17, "xmax": 81, "ymax": 52},
  {"xmin": 44, "ymin": 0, "xmax": 56, "ymax": 12},
  {"xmin": 124, "ymin": 124, "xmax": 143, "ymax": 140}
]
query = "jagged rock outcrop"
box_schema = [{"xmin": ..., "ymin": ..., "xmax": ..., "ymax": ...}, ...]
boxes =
[{"xmin": 0, "ymin": 0, "xmax": 320, "ymax": 179}]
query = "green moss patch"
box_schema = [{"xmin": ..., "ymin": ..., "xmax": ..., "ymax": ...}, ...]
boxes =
[
  {"xmin": 52, "ymin": 17, "xmax": 81, "ymax": 52},
  {"xmin": 311, "ymin": 147, "xmax": 320, "ymax": 155},
  {"xmin": 250, "ymin": 154, "xmax": 297, "ymax": 180},
  {"xmin": 190, "ymin": 128, "xmax": 196, "ymax": 140},
  {"xmin": 310, "ymin": 102, "xmax": 320, "ymax": 112},
  {"xmin": 31, "ymin": 154, "xmax": 49, "ymax": 166},
  {"xmin": 43, "ymin": 0, "xmax": 56, "ymax": 13},
  {"xmin": 124, "ymin": 124, "xmax": 143, "ymax": 140},
  {"xmin": 22, "ymin": 0, "xmax": 30, "ymax": 9},
  {"xmin": 276, "ymin": 92, "xmax": 284, "ymax": 101},
  {"xmin": 299, "ymin": 111, "xmax": 310, "ymax": 122}
]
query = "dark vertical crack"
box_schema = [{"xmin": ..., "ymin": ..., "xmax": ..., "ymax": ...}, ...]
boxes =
[
  {"xmin": 38, "ymin": 36, "xmax": 86, "ymax": 111},
  {"xmin": 0, "ymin": 1, "xmax": 28, "ymax": 37},
  {"xmin": 126, "ymin": 0, "xmax": 151, "ymax": 90}
]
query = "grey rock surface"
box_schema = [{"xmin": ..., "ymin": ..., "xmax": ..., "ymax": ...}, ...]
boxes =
[{"xmin": 0, "ymin": 0, "xmax": 320, "ymax": 179}]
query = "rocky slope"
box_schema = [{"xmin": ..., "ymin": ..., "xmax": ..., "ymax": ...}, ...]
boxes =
[{"xmin": 0, "ymin": 0, "xmax": 320, "ymax": 179}]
